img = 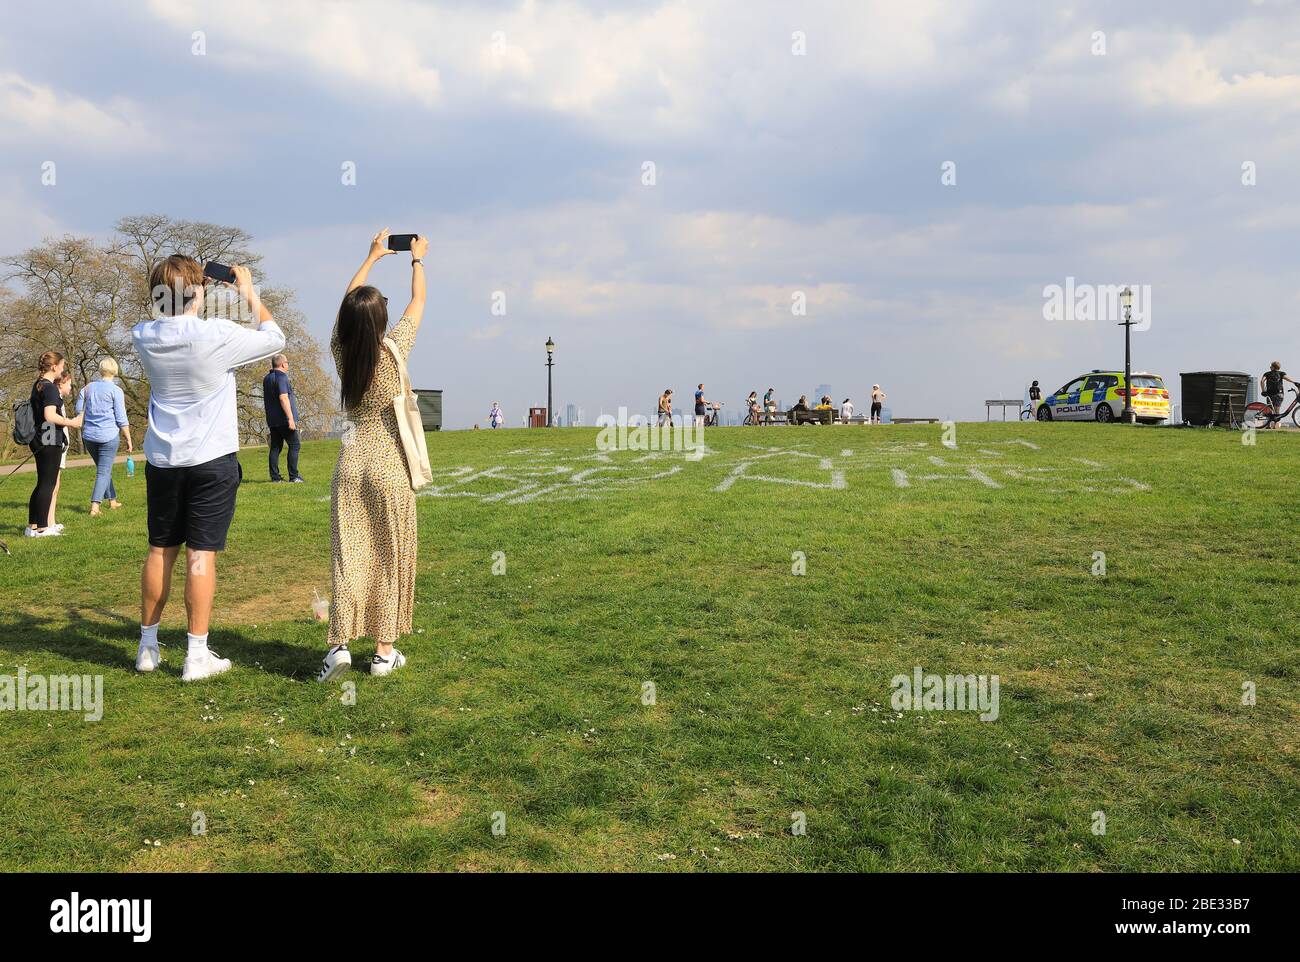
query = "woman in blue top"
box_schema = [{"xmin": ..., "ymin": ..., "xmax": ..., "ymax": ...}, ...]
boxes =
[{"xmin": 76, "ymin": 357, "xmax": 134, "ymax": 516}]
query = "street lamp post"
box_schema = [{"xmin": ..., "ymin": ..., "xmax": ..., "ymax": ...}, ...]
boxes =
[
  {"xmin": 545, "ymin": 337, "xmax": 555, "ymax": 427},
  {"xmin": 1118, "ymin": 287, "xmax": 1135, "ymax": 424}
]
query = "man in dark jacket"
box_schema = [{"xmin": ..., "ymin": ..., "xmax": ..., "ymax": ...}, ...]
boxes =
[{"xmin": 263, "ymin": 354, "xmax": 303, "ymax": 481}]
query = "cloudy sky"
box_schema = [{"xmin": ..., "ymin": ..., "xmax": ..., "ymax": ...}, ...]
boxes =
[{"xmin": 3, "ymin": 0, "xmax": 1298, "ymax": 427}]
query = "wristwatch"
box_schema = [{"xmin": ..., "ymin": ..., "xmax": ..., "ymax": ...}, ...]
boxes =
[{"xmin": 412, "ymin": 258, "xmax": 424, "ymax": 266}]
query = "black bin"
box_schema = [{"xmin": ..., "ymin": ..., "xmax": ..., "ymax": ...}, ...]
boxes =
[{"xmin": 1180, "ymin": 371, "xmax": 1250, "ymax": 427}]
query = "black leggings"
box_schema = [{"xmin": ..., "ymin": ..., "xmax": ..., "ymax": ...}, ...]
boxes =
[{"xmin": 28, "ymin": 445, "xmax": 63, "ymax": 528}]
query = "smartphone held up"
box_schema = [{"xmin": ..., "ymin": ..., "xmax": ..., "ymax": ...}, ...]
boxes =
[{"xmin": 203, "ymin": 261, "xmax": 236, "ymax": 284}]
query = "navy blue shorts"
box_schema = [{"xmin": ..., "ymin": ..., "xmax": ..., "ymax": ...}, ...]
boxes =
[{"xmin": 145, "ymin": 453, "xmax": 242, "ymax": 551}]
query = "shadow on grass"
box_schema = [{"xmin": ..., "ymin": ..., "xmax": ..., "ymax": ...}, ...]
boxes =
[{"xmin": 0, "ymin": 606, "xmax": 314, "ymax": 681}]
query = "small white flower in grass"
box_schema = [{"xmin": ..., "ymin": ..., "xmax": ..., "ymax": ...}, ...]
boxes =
[
  {"xmin": 655, "ymin": 853, "xmax": 676, "ymax": 861},
  {"xmin": 1232, "ymin": 838, "xmax": 1241, "ymax": 845}
]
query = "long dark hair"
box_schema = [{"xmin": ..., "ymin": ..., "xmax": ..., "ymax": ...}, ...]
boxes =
[{"xmin": 336, "ymin": 286, "xmax": 388, "ymax": 410}]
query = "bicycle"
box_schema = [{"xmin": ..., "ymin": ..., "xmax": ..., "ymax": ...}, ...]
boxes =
[
  {"xmin": 1020, "ymin": 397, "xmax": 1042, "ymax": 421},
  {"xmin": 1244, "ymin": 386, "xmax": 1300, "ymax": 430},
  {"xmin": 702, "ymin": 402, "xmax": 722, "ymax": 428}
]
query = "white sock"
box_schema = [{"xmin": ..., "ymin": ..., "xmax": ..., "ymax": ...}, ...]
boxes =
[
  {"xmin": 187, "ymin": 632, "xmax": 209, "ymax": 656},
  {"xmin": 140, "ymin": 623, "xmax": 160, "ymax": 649}
]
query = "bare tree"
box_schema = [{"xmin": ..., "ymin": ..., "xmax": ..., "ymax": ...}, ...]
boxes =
[{"xmin": 1, "ymin": 216, "xmax": 338, "ymax": 459}]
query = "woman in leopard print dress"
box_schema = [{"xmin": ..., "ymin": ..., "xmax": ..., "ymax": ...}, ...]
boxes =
[{"xmin": 317, "ymin": 229, "xmax": 429, "ymax": 681}]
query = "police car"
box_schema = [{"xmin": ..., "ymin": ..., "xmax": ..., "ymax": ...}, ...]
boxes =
[{"xmin": 1036, "ymin": 370, "xmax": 1170, "ymax": 424}]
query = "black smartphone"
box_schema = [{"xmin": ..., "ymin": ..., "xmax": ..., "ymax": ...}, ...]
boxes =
[
  {"xmin": 203, "ymin": 262, "xmax": 236, "ymax": 284},
  {"xmin": 387, "ymin": 234, "xmax": 416, "ymax": 252}
]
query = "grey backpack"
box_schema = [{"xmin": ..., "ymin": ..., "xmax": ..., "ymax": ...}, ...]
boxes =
[{"xmin": 12, "ymin": 394, "xmax": 37, "ymax": 446}]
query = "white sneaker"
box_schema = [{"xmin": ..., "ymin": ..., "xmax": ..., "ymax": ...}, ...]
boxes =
[
  {"xmin": 182, "ymin": 648, "xmax": 232, "ymax": 682},
  {"xmin": 316, "ymin": 644, "xmax": 351, "ymax": 682},
  {"xmin": 22, "ymin": 527, "xmax": 36, "ymax": 537},
  {"xmin": 51, "ymin": 523, "xmax": 64, "ymax": 533},
  {"xmin": 135, "ymin": 644, "xmax": 161, "ymax": 673},
  {"xmin": 29, "ymin": 527, "xmax": 61, "ymax": 538},
  {"xmin": 370, "ymin": 649, "xmax": 406, "ymax": 677}
]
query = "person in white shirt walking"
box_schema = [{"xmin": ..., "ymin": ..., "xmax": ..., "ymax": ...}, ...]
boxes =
[
  {"xmin": 131, "ymin": 255, "xmax": 285, "ymax": 682},
  {"xmin": 839, "ymin": 397, "xmax": 854, "ymax": 423}
]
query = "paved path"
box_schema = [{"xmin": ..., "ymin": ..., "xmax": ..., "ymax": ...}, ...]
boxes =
[{"xmin": 2, "ymin": 444, "xmax": 273, "ymax": 476}]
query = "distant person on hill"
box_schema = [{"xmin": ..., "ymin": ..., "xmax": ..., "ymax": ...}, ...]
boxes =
[
  {"xmin": 263, "ymin": 354, "xmax": 303, "ymax": 483},
  {"xmin": 489, "ymin": 401, "xmax": 504, "ymax": 428},
  {"xmin": 793, "ymin": 395, "xmax": 809, "ymax": 412},
  {"xmin": 694, "ymin": 383, "xmax": 709, "ymax": 425},
  {"xmin": 1261, "ymin": 361, "xmax": 1296, "ymax": 429},
  {"xmin": 870, "ymin": 384, "xmax": 887, "ymax": 424},
  {"xmin": 815, "ymin": 394, "xmax": 833, "ymax": 410},
  {"xmin": 77, "ymin": 356, "xmax": 133, "ymax": 516},
  {"xmin": 657, "ymin": 388, "xmax": 673, "ymax": 426},
  {"xmin": 1028, "ymin": 380, "xmax": 1042, "ymax": 402},
  {"xmin": 840, "ymin": 397, "xmax": 854, "ymax": 423},
  {"xmin": 763, "ymin": 387, "xmax": 776, "ymax": 414},
  {"xmin": 132, "ymin": 254, "xmax": 285, "ymax": 682},
  {"xmin": 746, "ymin": 391, "xmax": 761, "ymax": 423},
  {"xmin": 316, "ymin": 229, "xmax": 429, "ymax": 683}
]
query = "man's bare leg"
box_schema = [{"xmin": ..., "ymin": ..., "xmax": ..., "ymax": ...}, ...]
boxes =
[
  {"xmin": 185, "ymin": 549, "xmax": 216, "ymax": 637},
  {"xmin": 141, "ymin": 545, "xmax": 180, "ymax": 625}
]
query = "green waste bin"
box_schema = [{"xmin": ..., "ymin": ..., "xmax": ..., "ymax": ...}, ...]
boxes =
[{"xmin": 1179, "ymin": 372, "xmax": 1249, "ymax": 427}]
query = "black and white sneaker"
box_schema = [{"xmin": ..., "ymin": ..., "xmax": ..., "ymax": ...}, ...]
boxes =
[
  {"xmin": 316, "ymin": 644, "xmax": 351, "ymax": 682},
  {"xmin": 370, "ymin": 649, "xmax": 407, "ymax": 677}
]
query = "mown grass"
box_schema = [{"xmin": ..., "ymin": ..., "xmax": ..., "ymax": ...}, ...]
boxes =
[{"xmin": 0, "ymin": 422, "xmax": 1296, "ymax": 871}]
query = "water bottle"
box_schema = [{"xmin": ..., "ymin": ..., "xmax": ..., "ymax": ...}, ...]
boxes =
[{"xmin": 126, "ymin": 456, "xmax": 135, "ymax": 479}]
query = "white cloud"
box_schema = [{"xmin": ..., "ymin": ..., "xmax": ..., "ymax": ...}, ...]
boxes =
[{"xmin": 0, "ymin": 72, "xmax": 153, "ymax": 149}]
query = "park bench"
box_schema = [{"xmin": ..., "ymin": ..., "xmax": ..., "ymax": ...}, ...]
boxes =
[{"xmin": 892, "ymin": 417, "xmax": 940, "ymax": 424}]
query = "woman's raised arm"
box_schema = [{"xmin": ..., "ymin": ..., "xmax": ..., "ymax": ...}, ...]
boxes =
[{"xmin": 345, "ymin": 228, "xmax": 394, "ymax": 296}]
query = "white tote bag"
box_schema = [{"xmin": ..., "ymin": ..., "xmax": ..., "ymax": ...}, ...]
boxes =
[{"xmin": 382, "ymin": 336, "xmax": 433, "ymax": 490}]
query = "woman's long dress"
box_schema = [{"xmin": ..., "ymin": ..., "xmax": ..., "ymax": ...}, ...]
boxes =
[{"xmin": 328, "ymin": 313, "xmax": 419, "ymax": 647}]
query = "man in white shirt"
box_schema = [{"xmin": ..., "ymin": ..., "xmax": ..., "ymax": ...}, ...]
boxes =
[{"xmin": 131, "ymin": 255, "xmax": 285, "ymax": 681}]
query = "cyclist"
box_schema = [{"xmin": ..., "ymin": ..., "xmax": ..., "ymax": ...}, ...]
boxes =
[
  {"xmin": 1025, "ymin": 380, "xmax": 1042, "ymax": 419},
  {"xmin": 1261, "ymin": 362, "xmax": 1296, "ymax": 429}
]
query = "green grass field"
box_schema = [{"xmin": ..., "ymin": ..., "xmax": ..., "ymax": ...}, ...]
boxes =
[{"xmin": 1, "ymin": 423, "xmax": 1296, "ymax": 872}]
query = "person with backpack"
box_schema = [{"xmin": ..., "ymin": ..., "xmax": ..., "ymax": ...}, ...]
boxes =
[
  {"xmin": 1260, "ymin": 361, "xmax": 1296, "ymax": 429},
  {"xmin": 23, "ymin": 351, "xmax": 82, "ymax": 538}
]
